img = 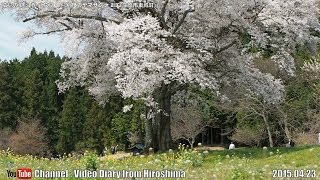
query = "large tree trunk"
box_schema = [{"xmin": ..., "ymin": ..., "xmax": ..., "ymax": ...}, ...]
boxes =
[
  {"xmin": 282, "ymin": 113, "xmax": 291, "ymax": 141},
  {"xmin": 279, "ymin": 109, "xmax": 291, "ymax": 140},
  {"xmin": 262, "ymin": 114, "xmax": 274, "ymax": 147},
  {"xmin": 145, "ymin": 83, "xmax": 173, "ymax": 151},
  {"xmin": 144, "ymin": 110, "xmax": 153, "ymax": 148}
]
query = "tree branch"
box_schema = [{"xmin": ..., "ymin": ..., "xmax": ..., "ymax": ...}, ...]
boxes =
[
  {"xmin": 23, "ymin": 13, "xmax": 122, "ymax": 24},
  {"xmin": 244, "ymin": 5, "xmax": 266, "ymax": 23},
  {"xmin": 34, "ymin": 28, "xmax": 72, "ymax": 35},
  {"xmin": 100, "ymin": 20, "xmax": 106, "ymax": 35},
  {"xmin": 58, "ymin": 22, "xmax": 72, "ymax": 30},
  {"xmin": 204, "ymin": 40, "xmax": 237, "ymax": 55},
  {"xmin": 156, "ymin": 0, "xmax": 169, "ymax": 30},
  {"xmin": 172, "ymin": 9, "xmax": 194, "ymax": 34},
  {"xmin": 64, "ymin": 18, "xmax": 79, "ymax": 27},
  {"xmin": 215, "ymin": 40, "xmax": 237, "ymax": 54},
  {"xmin": 160, "ymin": 0, "xmax": 169, "ymax": 17}
]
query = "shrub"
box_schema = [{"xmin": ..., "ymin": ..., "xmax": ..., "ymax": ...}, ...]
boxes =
[
  {"xmin": 294, "ymin": 133, "xmax": 318, "ymax": 145},
  {"xmin": 171, "ymin": 105, "xmax": 207, "ymax": 149},
  {"xmin": 82, "ymin": 151, "xmax": 99, "ymax": 170},
  {"xmin": 9, "ymin": 118, "xmax": 48, "ymax": 156},
  {"xmin": 0, "ymin": 127, "xmax": 12, "ymax": 150},
  {"xmin": 230, "ymin": 127, "xmax": 266, "ymax": 147},
  {"xmin": 176, "ymin": 144, "xmax": 205, "ymax": 167}
]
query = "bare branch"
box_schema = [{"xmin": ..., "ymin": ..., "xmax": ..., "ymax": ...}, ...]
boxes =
[
  {"xmin": 244, "ymin": 5, "xmax": 266, "ymax": 23},
  {"xmin": 58, "ymin": 22, "xmax": 72, "ymax": 30},
  {"xmin": 160, "ymin": 0, "xmax": 169, "ymax": 17},
  {"xmin": 203, "ymin": 40, "xmax": 237, "ymax": 55},
  {"xmin": 100, "ymin": 20, "xmax": 106, "ymax": 38},
  {"xmin": 34, "ymin": 28, "xmax": 72, "ymax": 35},
  {"xmin": 23, "ymin": 13, "xmax": 122, "ymax": 24},
  {"xmin": 172, "ymin": 9, "xmax": 195, "ymax": 34},
  {"xmin": 171, "ymin": 105, "xmax": 207, "ymax": 148},
  {"xmin": 155, "ymin": 0, "xmax": 169, "ymax": 30},
  {"xmin": 213, "ymin": 40, "xmax": 237, "ymax": 55},
  {"xmin": 64, "ymin": 18, "xmax": 79, "ymax": 27}
]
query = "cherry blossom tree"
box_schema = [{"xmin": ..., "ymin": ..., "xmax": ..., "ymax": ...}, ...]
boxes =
[{"xmin": 1, "ymin": 0, "xmax": 320, "ymax": 150}]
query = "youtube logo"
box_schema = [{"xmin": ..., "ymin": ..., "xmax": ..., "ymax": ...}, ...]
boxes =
[{"xmin": 17, "ymin": 168, "xmax": 32, "ymax": 179}]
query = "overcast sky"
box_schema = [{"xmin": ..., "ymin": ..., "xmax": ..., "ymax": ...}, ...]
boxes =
[{"xmin": 0, "ymin": 12, "xmax": 64, "ymax": 61}]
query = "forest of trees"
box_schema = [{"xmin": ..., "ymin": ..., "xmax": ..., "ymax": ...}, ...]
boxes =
[
  {"xmin": 0, "ymin": 48, "xmax": 147, "ymax": 156},
  {"xmin": 0, "ymin": 47, "xmax": 319, "ymax": 157}
]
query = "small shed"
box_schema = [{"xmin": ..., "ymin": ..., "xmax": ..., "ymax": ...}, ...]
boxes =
[{"xmin": 128, "ymin": 143, "xmax": 144, "ymax": 156}]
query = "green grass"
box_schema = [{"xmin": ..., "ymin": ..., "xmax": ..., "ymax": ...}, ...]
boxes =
[
  {"xmin": 0, "ymin": 145, "xmax": 319, "ymax": 180},
  {"xmin": 201, "ymin": 145, "xmax": 320, "ymax": 179}
]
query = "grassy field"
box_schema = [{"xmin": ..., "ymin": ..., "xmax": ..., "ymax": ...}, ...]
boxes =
[{"xmin": 0, "ymin": 145, "xmax": 319, "ymax": 180}]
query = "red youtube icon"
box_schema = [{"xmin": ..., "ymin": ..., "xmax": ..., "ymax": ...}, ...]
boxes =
[{"xmin": 17, "ymin": 168, "xmax": 32, "ymax": 179}]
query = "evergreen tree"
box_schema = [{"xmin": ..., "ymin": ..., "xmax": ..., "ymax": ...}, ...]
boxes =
[
  {"xmin": 0, "ymin": 61, "xmax": 23, "ymax": 129},
  {"xmin": 56, "ymin": 87, "xmax": 90, "ymax": 154},
  {"xmin": 18, "ymin": 49, "xmax": 63, "ymax": 154},
  {"xmin": 81, "ymin": 102, "xmax": 108, "ymax": 154}
]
